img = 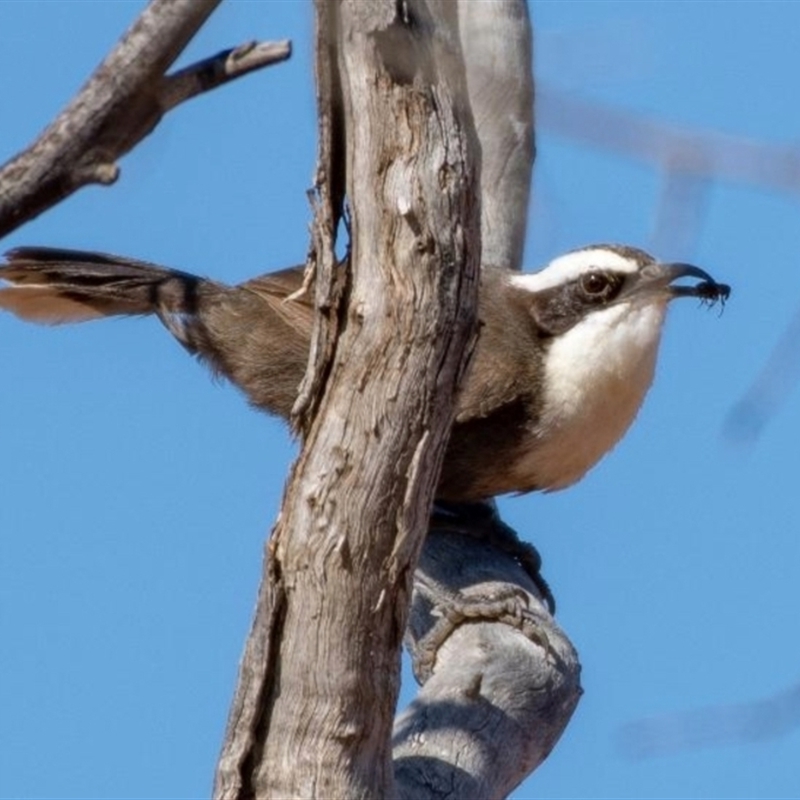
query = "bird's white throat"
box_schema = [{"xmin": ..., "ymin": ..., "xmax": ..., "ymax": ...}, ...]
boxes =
[{"xmin": 519, "ymin": 298, "xmax": 668, "ymax": 491}]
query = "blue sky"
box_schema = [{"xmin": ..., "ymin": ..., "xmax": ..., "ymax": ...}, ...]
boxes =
[{"xmin": 1, "ymin": 2, "xmax": 799, "ymax": 798}]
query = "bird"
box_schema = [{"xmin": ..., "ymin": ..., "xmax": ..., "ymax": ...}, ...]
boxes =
[{"xmin": 0, "ymin": 244, "xmax": 729, "ymax": 501}]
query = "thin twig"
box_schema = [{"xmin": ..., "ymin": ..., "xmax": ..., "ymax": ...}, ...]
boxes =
[{"xmin": 161, "ymin": 40, "xmax": 291, "ymax": 111}]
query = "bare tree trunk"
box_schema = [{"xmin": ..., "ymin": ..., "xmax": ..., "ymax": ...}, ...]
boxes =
[
  {"xmin": 216, "ymin": 2, "xmax": 581, "ymax": 798},
  {"xmin": 391, "ymin": 3, "xmax": 580, "ymax": 796},
  {"xmin": 215, "ymin": 1, "xmax": 481, "ymax": 797}
]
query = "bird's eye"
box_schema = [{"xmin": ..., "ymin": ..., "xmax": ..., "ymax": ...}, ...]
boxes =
[{"xmin": 580, "ymin": 272, "xmax": 611, "ymax": 296}]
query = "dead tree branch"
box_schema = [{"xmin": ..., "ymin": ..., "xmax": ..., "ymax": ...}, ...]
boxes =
[
  {"xmin": 215, "ymin": 0, "xmax": 481, "ymax": 796},
  {"xmin": 396, "ymin": 503, "xmax": 581, "ymax": 799},
  {"xmin": 618, "ymin": 678, "xmax": 800, "ymax": 759},
  {"xmin": 459, "ymin": 0, "xmax": 534, "ymax": 271},
  {"xmin": 160, "ymin": 40, "xmax": 291, "ymax": 112},
  {"xmin": 0, "ymin": 0, "xmax": 290, "ymax": 239},
  {"xmin": 538, "ymin": 86, "xmax": 800, "ymax": 191},
  {"xmin": 392, "ymin": 3, "xmax": 581, "ymax": 797}
]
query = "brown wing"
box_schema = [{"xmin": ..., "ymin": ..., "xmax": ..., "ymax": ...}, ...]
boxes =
[
  {"xmin": 239, "ymin": 265, "xmax": 315, "ymax": 340},
  {"xmin": 454, "ymin": 267, "xmax": 543, "ymax": 422},
  {"xmin": 179, "ymin": 265, "xmax": 314, "ymax": 418}
]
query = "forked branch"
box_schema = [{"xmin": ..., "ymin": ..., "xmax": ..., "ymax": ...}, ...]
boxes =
[{"xmin": 0, "ymin": 0, "xmax": 290, "ymax": 239}]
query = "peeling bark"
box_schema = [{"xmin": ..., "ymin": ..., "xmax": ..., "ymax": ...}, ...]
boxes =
[{"xmin": 215, "ymin": 1, "xmax": 481, "ymax": 797}]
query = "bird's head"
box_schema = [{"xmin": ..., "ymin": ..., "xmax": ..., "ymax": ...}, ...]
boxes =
[
  {"xmin": 500, "ymin": 244, "xmax": 730, "ymax": 492},
  {"xmin": 510, "ymin": 243, "xmax": 729, "ymax": 339}
]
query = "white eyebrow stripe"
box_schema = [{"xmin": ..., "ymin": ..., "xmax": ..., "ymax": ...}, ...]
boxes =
[{"xmin": 510, "ymin": 249, "xmax": 641, "ymax": 293}]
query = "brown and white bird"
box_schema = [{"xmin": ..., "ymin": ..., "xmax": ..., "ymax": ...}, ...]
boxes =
[{"xmin": 0, "ymin": 244, "xmax": 729, "ymax": 501}]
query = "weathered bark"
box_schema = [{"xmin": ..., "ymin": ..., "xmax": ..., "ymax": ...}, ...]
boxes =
[
  {"xmin": 0, "ymin": 0, "xmax": 289, "ymax": 239},
  {"xmin": 215, "ymin": 1, "xmax": 481, "ymax": 797},
  {"xmin": 390, "ymin": 3, "xmax": 581, "ymax": 797},
  {"xmin": 395, "ymin": 503, "xmax": 581, "ymax": 799},
  {"xmin": 459, "ymin": 0, "xmax": 534, "ymax": 271}
]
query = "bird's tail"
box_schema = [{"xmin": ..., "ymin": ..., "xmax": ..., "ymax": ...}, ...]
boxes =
[
  {"xmin": 0, "ymin": 247, "xmax": 208, "ymax": 325},
  {"xmin": 0, "ymin": 247, "xmax": 309, "ymax": 417}
]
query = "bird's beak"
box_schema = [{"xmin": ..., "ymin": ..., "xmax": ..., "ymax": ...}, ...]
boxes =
[{"xmin": 631, "ymin": 262, "xmax": 731, "ymax": 305}]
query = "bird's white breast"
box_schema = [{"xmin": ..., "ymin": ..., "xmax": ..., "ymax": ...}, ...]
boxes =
[{"xmin": 514, "ymin": 299, "xmax": 669, "ymax": 491}]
